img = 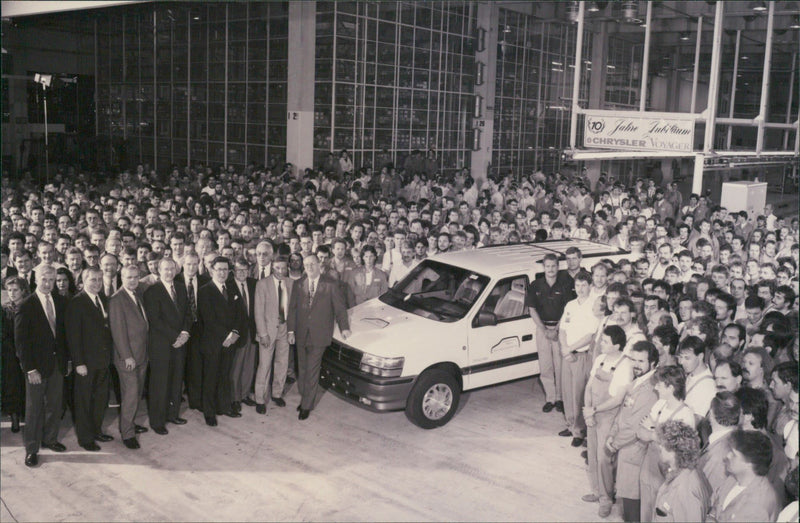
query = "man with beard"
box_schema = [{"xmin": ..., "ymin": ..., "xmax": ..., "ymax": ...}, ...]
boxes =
[
  {"xmin": 650, "ymin": 243, "xmax": 673, "ymax": 281},
  {"xmin": 604, "ymin": 341, "xmax": 660, "ymax": 522}
]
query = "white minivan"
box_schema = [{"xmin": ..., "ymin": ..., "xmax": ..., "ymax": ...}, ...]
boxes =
[{"xmin": 320, "ymin": 239, "xmax": 631, "ymax": 428}]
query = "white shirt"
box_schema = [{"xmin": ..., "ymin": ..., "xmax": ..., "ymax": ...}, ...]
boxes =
[
  {"xmin": 389, "ymin": 259, "xmax": 416, "ymax": 287},
  {"xmin": 85, "ymin": 290, "xmax": 107, "ymax": 317},
  {"xmin": 561, "ymin": 296, "xmax": 599, "ymax": 351},
  {"xmin": 684, "ymin": 366, "xmax": 716, "ymax": 418},
  {"xmin": 589, "ymin": 352, "xmax": 634, "ymax": 398},
  {"xmin": 707, "ymin": 426, "xmax": 734, "ymax": 447},
  {"xmin": 35, "ymin": 291, "xmax": 55, "ymax": 323}
]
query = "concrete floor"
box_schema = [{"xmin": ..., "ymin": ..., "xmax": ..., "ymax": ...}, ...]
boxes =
[{"xmin": 0, "ymin": 377, "xmax": 625, "ymax": 522}]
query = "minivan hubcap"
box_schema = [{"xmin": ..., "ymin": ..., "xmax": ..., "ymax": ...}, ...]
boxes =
[{"xmin": 422, "ymin": 384, "xmax": 452, "ymax": 420}]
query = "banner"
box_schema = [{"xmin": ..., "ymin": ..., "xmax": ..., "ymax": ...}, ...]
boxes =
[{"xmin": 583, "ymin": 111, "xmax": 695, "ymax": 152}]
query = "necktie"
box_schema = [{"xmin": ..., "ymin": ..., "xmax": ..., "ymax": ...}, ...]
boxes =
[
  {"xmin": 261, "ymin": 267, "xmax": 267, "ymax": 279},
  {"xmin": 94, "ymin": 295, "xmax": 106, "ymax": 318},
  {"xmin": 240, "ymin": 282, "xmax": 248, "ymax": 315},
  {"xmin": 277, "ymin": 280, "xmax": 285, "ymax": 322},
  {"xmin": 136, "ymin": 296, "xmax": 147, "ymax": 322},
  {"xmin": 221, "ymin": 283, "xmax": 228, "ymax": 300},
  {"xmin": 168, "ymin": 284, "xmax": 176, "ymax": 303},
  {"xmin": 187, "ymin": 279, "xmax": 197, "ymax": 322},
  {"xmin": 45, "ymin": 295, "xmax": 56, "ymax": 335},
  {"xmin": 308, "ymin": 279, "xmax": 315, "ymax": 306}
]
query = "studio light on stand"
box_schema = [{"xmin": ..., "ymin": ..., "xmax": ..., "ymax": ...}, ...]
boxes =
[{"xmin": 34, "ymin": 73, "xmax": 52, "ymax": 183}]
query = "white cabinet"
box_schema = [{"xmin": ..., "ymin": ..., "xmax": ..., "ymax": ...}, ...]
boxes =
[{"xmin": 720, "ymin": 181, "xmax": 768, "ymax": 217}]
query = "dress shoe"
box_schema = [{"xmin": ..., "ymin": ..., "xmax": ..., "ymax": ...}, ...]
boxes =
[
  {"xmin": 298, "ymin": 408, "xmax": 310, "ymax": 420},
  {"xmin": 25, "ymin": 453, "xmax": 39, "ymax": 467},
  {"xmin": 205, "ymin": 416, "xmax": 218, "ymax": 427},
  {"xmin": 581, "ymin": 494, "xmax": 599, "ymax": 503},
  {"xmin": 241, "ymin": 397, "xmax": 257, "ymax": 407},
  {"xmin": 231, "ymin": 401, "xmax": 241, "ymax": 414},
  {"xmin": 256, "ymin": 404, "xmax": 267, "ymax": 415},
  {"xmin": 152, "ymin": 426, "xmax": 169, "ymax": 435},
  {"xmin": 223, "ymin": 411, "xmax": 242, "ymax": 418},
  {"xmin": 123, "ymin": 438, "xmax": 140, "ymax": 450},
  {"xmin": 43, "ymin": 442, "xmax": 66, "ymax": 453},
  {"xmin": 296, "ymin": 405, "xmax": 301, "ymax": 412},
  {"xmin": 11, "ymin": 413, "xmax": 20, "ymax": 433},
  {"xmin": 168, "ymin": 417, "xmax": 187, "ymax": 425},
  {"xmin": 82, "ymin": 441, "xmax": 101, "ymax": 451},
  {"xmin": 286, "ymin": 376, "xmax": 296, "ymax": 385},
  {"xmin": 571, "ymin": 437, "xmax": 585, "ymax": 447},
  {"xmin": 95, "ymin": 433, "xmax": 114, "ymax": 442},
  {"xmin": 554, "ymin": 400, "xmax": 564, "ymax": 413},
  {"xmin": 135, "ymin": 424, "xmax": 148, "ymax": 434},
  {"xmin": 558, "ymin": 428, "xmax": 572, "ymax": 437},
  {"xmin": 542, "ymin": 402, "xmax": 555, "ymax": 413},
  {"xmin": 598, "ymin": 502, "xmax": 612, "ymax": 518},
  {"xmin": 271, "ymin": 397, "xmax": 286, "ymax": 407},
  {"xmin": 581, "ymin": 450, "xmax": 588, "ymax": 459}
]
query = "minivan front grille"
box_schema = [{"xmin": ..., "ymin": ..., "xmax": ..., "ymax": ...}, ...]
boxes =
[{"xmin": 326, "ymin": 341, "xmax": 363, "ymax": 371}]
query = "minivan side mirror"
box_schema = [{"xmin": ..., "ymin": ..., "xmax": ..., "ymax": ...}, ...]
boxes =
[{"xmin": 475, "ymin": 311, "xmax": 498, "ymax": 327}]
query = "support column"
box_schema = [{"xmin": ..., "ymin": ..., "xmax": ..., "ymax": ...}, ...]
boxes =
[
  {"xmin": 469, "ymin": 2, "xmax": 498, "ymax": 185},
  {"xmin": 286, "ymin": 1, "xmax": 316, "ymax": 175}
]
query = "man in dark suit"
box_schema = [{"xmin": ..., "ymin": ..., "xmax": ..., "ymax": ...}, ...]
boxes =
[
  {"xmin": 197, "ymin": 256, "xmax": 246, "ymax": 426},
  {"xmin": 99, "ymin": 252, "xmax": 123, "ymax": 412},
  {"xmin": 7, "ymin": 249, "xmax": 36, "ymax": 292},
  {"xmin": 108, "ymin": 264, "xmax": 150, "ymax": 449},
  {"xmin": 175, "ymin": 252, "xmax": 210, "ymax": 411},
  {"xmin": 229, "ymin": 257, "xmax": 257, "ymax": 413},
  {"xmin": 15, "ymin": 264, "xmax": 68, "ymax": 467},
  {"xmin": 287, "ymin": 253, "xmax": 350, "ymax": 420},
  {"xmin": 143, "ymin": 257, "xmax": 191, "ymax": 434},
  {"xmin": 65, "ymin": 266, "xmax": 114, "ymax": 451}
]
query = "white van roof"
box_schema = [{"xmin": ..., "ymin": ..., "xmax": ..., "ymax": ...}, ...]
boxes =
[{"xmin": 429, "ymin": 239, "xmax": 629, "ymax": 277}]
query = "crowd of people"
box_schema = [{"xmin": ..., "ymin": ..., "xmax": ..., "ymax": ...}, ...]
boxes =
[{"xmin": 1, "ymin": 155, "xmax": 798, "ymax": 522}]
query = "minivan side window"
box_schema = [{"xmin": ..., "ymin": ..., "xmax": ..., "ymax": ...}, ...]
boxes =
[{"xmin": 474, "ymin": 276, "xmax": 529, "ymax": 325}]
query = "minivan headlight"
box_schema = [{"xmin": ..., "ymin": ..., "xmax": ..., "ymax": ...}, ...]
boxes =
[{"xmin": 360, "ymin": 353, "xmax": 405, "ymax": 378}]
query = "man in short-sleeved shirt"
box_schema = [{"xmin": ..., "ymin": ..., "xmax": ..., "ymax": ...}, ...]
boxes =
[{"xmin": 528, "ymin": 253, "xmax": 576, "ymax": 413}]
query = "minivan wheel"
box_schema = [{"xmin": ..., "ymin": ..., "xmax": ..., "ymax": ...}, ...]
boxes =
[{"xmin": 405, "ymin": 368, "xmax": 460, "ymax": 429}]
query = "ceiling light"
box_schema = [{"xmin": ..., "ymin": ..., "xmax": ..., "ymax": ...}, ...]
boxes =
[
  {"xmin": 680, "ymin": 31, "xmax": 690, "ymax": 40},
  {"xmin": 741, "ymin": 55, "xmax": 749, "ymax": 60},
  {"xmin": 551, "ymin": 61, "xmax": 563, "ymax": 66},
  {"xmin": 749, "ymin": 1, "xmax": 767, "ymax": 11},
  {"xmin": 790, "ymin": 16, "xmax": 800, "ymax": 29},
  {"xmin": 566, "ymin": 1, "xmax": 580, "ymax": 23},
  {"xmin": 503, "ymin": 25, "xmax": 512, "ymax": 33},
  {"xmin": 607, "ymin": 64, "xmax": 616, "ymax": 69},
  {"xmin": 588, "ymin": 2, "xmax": 600, "ymax": 12}
]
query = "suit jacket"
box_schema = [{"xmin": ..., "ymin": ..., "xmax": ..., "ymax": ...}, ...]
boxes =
[
  {"xmin": 65, "ymin": 291, "xmax": 113, "ymax": 371},
  {"xmin": 608, "ymin": 373, "xmax": 659, "ymax": 499},
  {"xmin": 143, "ymin": 280, "xmax": 191, "ymax": 361},
  {"xmin": 14, "ymin": 292, "xmax": 68, "ymax": 377},
  {"xmin": 108, "ymin": 287, "xmax": 149, "ymax": 367},
  {"xmin": 175, "ymin": 272, "xmax": 211, "ymax": 323},
  {"xmin": 254, "ymin": 275, "xmax": 294, "ymax": 343},
  {"xmin": 287, "ymin": 274, "xmax": 349, "ymax": 349},
  {"xmin": 343, "ymin": 266, "xmax": 389, "ymax": 308},
  {"xmin": 6, "ymin": 267, "xmax": 36, "ymax": 292},
  {"xmin": 711, "ymin": 475, "xmax": 780, "ymax": 522},
  {"xmin": 100, "ymin": 273, "xmax": 124, "ymax": 300},
  {"xmin": 197, "ymin": 280, "xmax": 247, "ymax": 353},
  {"xmin": 229, "ymin": 276, "xmax": 257, "ymax": 339},
  {"xmin": 698, "ymin": 430, "xmax": 734, "ymax": 494}
]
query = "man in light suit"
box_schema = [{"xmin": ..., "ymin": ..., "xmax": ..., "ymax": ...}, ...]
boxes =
[
  {"xmin": 287, "ymin": 254, "xmax": 350, "ymax": 420},
  {"xmin": 698, "ymin": 391, "xmax": 740, "ymax": 493},
  {"xmin": 15, "ymin": 264, "xmax": 69, "ymax": 467},
  {"xmin": 252, "ymin": 255, "xmax": 294, "ymax": 414},
  {"xmin": 605, "ymin": 341, "xmax": 659, "ymax": 522},
  {"xmin": 342, "ymin": 245, "xmax": 389, "ymax": 308},
  {"xmin": 108, "ymin": 264, "xmax": 150, "ymax": 449},
  {"xmin": 143, "ymin": 257, "xmax": 191, "ymax": 434}
]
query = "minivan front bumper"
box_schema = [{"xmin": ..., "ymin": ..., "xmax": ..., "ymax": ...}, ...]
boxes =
[{"xmin": 320, "ymin": 350, "xmax": 416, "ymax": 412}]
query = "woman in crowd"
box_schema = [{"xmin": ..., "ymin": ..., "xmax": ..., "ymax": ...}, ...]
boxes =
[
  {"xmin": 637, "ymin": 365, "xmax": 696, "ymax": 522},
  {"xmin": 2, "ymin": 276, "xmax": 29, "ymax": 433},
  {"xmin": 651, "ymin": 420, "xmax": 711, "ymax": 522}
]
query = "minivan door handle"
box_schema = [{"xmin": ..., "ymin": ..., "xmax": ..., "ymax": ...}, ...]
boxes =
[{"xmin": 522, "ymin": 334, "xmax": 533, "ymax": 341}]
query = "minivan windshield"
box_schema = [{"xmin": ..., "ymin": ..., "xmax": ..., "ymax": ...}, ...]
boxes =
[{"xmin": 380, "ymin": 260, "xmax": 490, "ymax": 322}]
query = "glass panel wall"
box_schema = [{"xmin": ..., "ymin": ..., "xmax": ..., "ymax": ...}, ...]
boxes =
[
  {"xmin": 314, "ymin": 1, "xmax": 477, "ymax": 175},
  {"xmin": 492, "ymin": 8, "xmax": 592, "ymax": 178},
  {"xmin": 95, "ymin": 2, "xmax": 288, "ymax": 173}
]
